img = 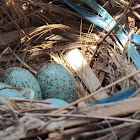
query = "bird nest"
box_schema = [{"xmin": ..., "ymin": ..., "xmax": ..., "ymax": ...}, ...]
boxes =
[{"xmin": 0, "ymin": 0, "xmax": 140, "ymax": 139}]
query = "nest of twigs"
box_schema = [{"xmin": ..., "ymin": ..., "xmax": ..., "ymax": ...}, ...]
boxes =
[
  {"xmin": 0, "ymin": 0, "xmax": 140, "ymax": 139},
  {"xmin": 0, "ymin": 97, "xmax": 140, "ymax": 140}
]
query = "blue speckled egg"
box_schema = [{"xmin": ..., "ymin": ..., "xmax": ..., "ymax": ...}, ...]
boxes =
[
  {"xmin": 45, "ymin": 98, "xmax": 69, "ymax": 107},
  {"xmin": 0, "ymin": 82, "xmax": 24, "ymax": 98},
  {"xmin": 0, "ymin": 67, "xmax": 42, "ymax": 99},
  {"xmin": 36, "ymin": 63, "xmax": 78, "ymax": 103}
]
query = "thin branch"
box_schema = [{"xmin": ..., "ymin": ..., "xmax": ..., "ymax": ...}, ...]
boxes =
[
  {"xmin": 32, "ymin": 113, "xmax": 140, "ymax": 124},
  {"xmin": 91, "ymin": 0, "xmax": 134, "ymax": 58},
  {"xmin": 52, "ymin": 69, "xmax": 140, "ymax": 114}
]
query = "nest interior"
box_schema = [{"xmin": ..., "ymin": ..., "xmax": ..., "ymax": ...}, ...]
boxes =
[{"xmin": 0, "ymin": 0, "xmax": 140, "ymax": 139}]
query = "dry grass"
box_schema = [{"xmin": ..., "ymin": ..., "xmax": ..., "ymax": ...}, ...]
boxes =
[{"xmin": 0, "ymin": 0, "xmax": 140, "ymax": 139}]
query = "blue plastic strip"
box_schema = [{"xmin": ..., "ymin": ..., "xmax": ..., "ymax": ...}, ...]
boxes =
[
  {"xmin": 82, "ymin": 0, "xmax": 140, "ymax": 44},
  {"xmin": 82, "ymin": 0, "xmax": 116, "ymax": 28},
  {"xmin": 131, "ymin": 33, "xmax": 140, "ymax": 45},
  {"xmin": 126, "ymin": 29, "xmax": 140, "ymax": 45},
  {"xmin": 63, "ymin": 0, "xmax": 111, "ymax": 30},
  {"xmin": 81, "ymin": 0, "xmax": 140, "ymax": 69},
  {"xmin": 64, "ymin": 0, "xmax": 140, "ymax": 69},
  {"xmin": 64, "ymin": 0, "xmax": 140, "ymax": 45},
  {"xmin": 90, "ymin": 87, "xmax": 135, "ymax": 106}
]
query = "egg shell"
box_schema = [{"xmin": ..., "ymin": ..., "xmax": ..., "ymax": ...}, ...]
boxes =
[
  {"xmin": 0, "ymin": 67, "xmax": 42, "ymax": 99},
  {"xmin": 0, "ymin": 82, "xmax": 24, "ymax": 98},
  {"xmin": 36, "ymin": 63, "xmax": 78, "ymax": 103},
  {"xmin": 45, "ymin": 98, "xmax": 69, "ymax": 107}
]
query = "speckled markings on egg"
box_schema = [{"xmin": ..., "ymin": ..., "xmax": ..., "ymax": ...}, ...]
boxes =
[
  {"xmin": 36, "ymin": 63, "xmax": 78, "ymax": 103},
  {"xmin": 0, "ymin": 67, "xmax": 42, "ymax": 99}
]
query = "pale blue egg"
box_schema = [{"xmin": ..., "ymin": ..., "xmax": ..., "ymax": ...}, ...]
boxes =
[
  {"xmin": 0, "ymin": 82, "xmax": 24, "ymax": 98},
  {"xmin": 0, "ymin": 67, "xmax": 42, "ymax": 99},
  {"xmin": 45, "ymin": 98, "xmax": 69, "ymax": 107},
  {"xmin": 36, "ymin": 63, "xmax": 78, "ymax": 103}
]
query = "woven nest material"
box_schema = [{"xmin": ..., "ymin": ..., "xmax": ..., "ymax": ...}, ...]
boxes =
[
  {"xmin": 0, "ymin": 0, "xmax": 140, "ymax": 139},
  {"xmin": 0, "ymin": 97, "xmax": 140, "ymax": 140}
]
